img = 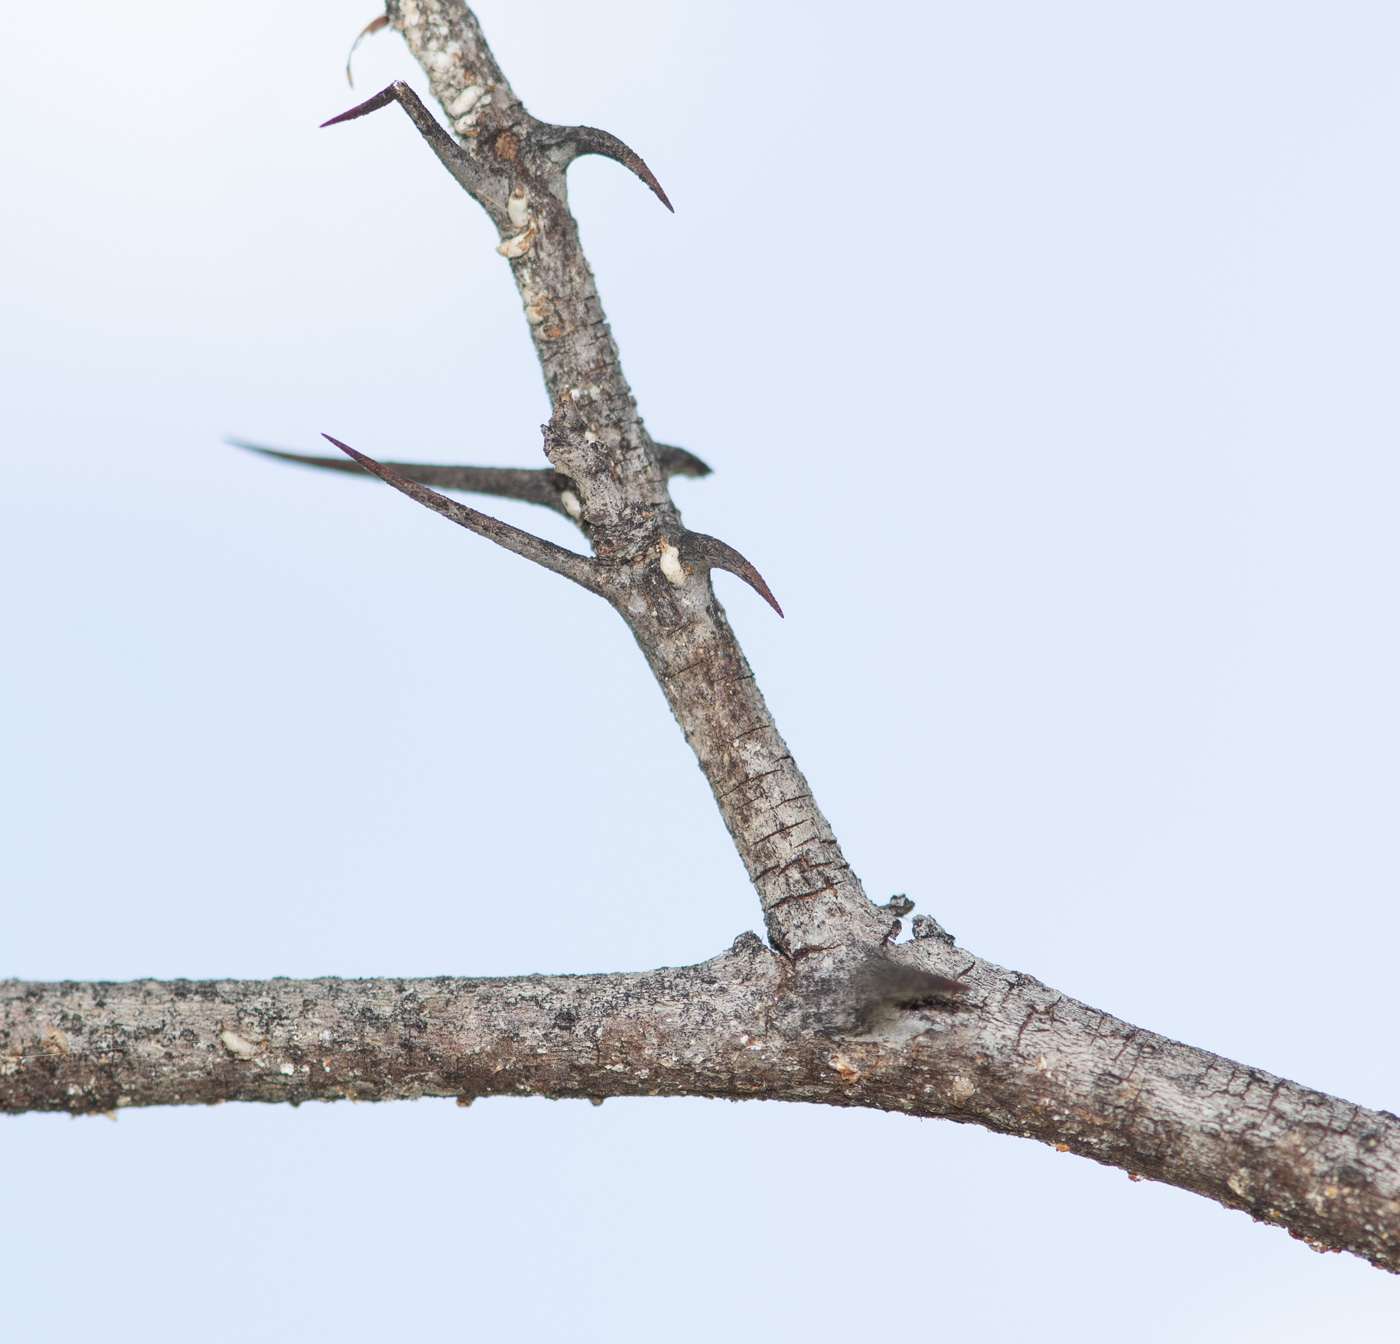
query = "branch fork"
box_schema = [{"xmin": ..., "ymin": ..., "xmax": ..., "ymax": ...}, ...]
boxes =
[{"xmin": 12, "ymin": 0, "xmax": 1398, "ymax": 1279}]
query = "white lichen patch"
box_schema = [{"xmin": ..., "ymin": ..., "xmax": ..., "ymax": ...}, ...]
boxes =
[
  {"xmin": 452, "ymin": 94, "xmax": 493, "ymax": 135},
  {"xmin": 220, "ymin": 1030, "xmax": 258, "ymax": 1061},
  {"xmin": 658, "ymin": 540, "xmax": 685, "ymax": 587},
  {"xmin": 522, "ymin": 285, "xmax": 551, "ymax": 324},
  {"xmin": 559, "ymin": 489, "xmax": 582, "ymax": 520},
  {"xmin": 446, "ymin": 84, "xmax": 486, "ymax": 117},
  {"xmin": 496, "ymin": 220, "xmax": 536, "ymax": 258}
]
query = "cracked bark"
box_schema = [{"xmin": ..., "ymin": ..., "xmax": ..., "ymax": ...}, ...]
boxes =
[{"xmin": 4, "ymin": 0, "xmax": 1397, "ymax": 1277}]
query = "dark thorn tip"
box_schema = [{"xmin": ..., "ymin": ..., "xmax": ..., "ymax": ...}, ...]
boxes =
[{"xmin": 321, "ymin": 82, "xmax": 402, "ymax": 129}]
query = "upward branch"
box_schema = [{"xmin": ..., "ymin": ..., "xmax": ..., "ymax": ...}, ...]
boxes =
[{"xmin": 316, "ymin": 0, "xmax": 891, "ymax": 961}]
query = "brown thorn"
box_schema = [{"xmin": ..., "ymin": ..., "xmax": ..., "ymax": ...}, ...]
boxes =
[
  {"xmin": 229, "ymin": 440, "xmax": 571, "ymax": 515},
  {"xmin": 320, "ymin": 435, "xmax": 602, "ymax": 591},
  {"xmin": 319, "ymin": 82, "xmax": 488, "ymax": 198},
  {"xmin": 534, "ymin": 124, "xmax": 674, "ymax": 212},
  {"xmin": 322, "ymin": 83, "xmax": 400, "ymax": 128},
  {"xmin": 345, "ymin": 13, "xmax": 390, "ymax": 88},
  {"xmin": 678, "ymin": 532, "xmax": 783, "ymax": 617},
  {"xmin": 655, "ymin": 444, "xmax": 712, "ymax": 478}
]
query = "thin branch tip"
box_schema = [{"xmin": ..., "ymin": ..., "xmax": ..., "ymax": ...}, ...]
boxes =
[{"xmin": 323, "ymin": 432, "xmax": 362, "ymax": 459}]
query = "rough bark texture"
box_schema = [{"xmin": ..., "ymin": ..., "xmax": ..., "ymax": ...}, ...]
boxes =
[
  {"xmin": 6, "ymin": 0, "xmax": 1398, "ymax": 1279},
  {"xmin": 6, "ymin": 930, "xmax": 1398, "ymax": 1271}
]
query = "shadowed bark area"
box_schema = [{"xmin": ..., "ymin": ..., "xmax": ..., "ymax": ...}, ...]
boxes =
[{"xmin": 8, "ymin": 0, "xmax": 1398, "ymax": 1278}]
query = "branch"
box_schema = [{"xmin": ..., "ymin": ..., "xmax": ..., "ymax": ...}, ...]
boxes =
[
  {"xmin": 6, "ymin": 931, "xmax": 1398, "ymax": 1271},
  {"xmin": 124, "ymin": 0, "xmax": 1400, "ymax": 1275},
  {"xmin": 311, "ymin": 7, "xmax": 889, "ymax": 958}
]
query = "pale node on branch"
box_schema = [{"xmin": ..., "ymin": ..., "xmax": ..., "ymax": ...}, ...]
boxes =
[
  {"xmin": 446, "ymin": 84, "xmax": 486, "ymax": 118},
  {"xmin": 658, "ymin": 539, "xmax": 685, "ymax": 586},
  {"xmin": 221, "ymin": 1030, "xmax": 258, "ymax": 1060},
  {"xmin": 497, "ymin": 220, "xmax": 536, "ymax": 258}
]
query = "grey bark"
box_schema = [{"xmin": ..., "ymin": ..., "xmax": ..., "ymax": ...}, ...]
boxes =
[{"xmin": 4, "ymin": 0, "xmax": 1397, "ymax": 1277}]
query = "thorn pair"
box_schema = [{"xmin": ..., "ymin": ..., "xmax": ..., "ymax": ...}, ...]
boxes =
[
  {"xmin": 297, "ymin": 436, "xmax": 781, "ymax": 617},
  {"xmin": 322, "ymin": 81, "xmax": 673, "ymax": 212}
]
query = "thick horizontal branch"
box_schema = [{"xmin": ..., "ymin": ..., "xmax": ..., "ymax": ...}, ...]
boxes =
[{"xmin": 5, "ymin": 932, "xmax": 1397, "ymax": 1273}]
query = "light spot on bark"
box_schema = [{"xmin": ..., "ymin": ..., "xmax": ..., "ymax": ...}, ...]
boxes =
[
  {"xmin": 41, "ymin": 1029, "xmax": 69, "ymax": 1056},
  {"xmin": 497, "ymin": 221, "xmax": 536, "ymax": 258},
  {"xmin": 279, "ymin": 1062, "xmax": 295, "ymax": 1076},
  {"xmin": 446, "ymin": 84, "xmax": 486, "ymax": 117},
  {"xmin": 658, "ymin": 539, "xmax": 685, "ymax": 587},
  {"xmin": 221, "ymin": 1030, "xmax": 258, "ymax": 1060},
  {"xmin": 829, "ymin": 1054, "xmax": 861, "ymax": 1084},
  {"xmin": 508, "ymin": 188, "xmax": 530, "ymax": 229},
  {"xmin": 950, "ymin": 1075, "xmax": 975, "ymax": 1106},
  {"xmin": 560, "ymin": 490, "xmax": 582, "ymax": 520}
]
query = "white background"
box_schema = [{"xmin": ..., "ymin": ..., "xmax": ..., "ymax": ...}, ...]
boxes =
[{"xmin": 3, "ymin": 1, "xmax": 1399, "ymax": 1338}]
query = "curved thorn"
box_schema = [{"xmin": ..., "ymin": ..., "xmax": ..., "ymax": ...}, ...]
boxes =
[
  {"xmin": 534, "ymin": 124, "xmax": 673, "ymax": 212},
  {"xmin": 345, "ymin": 13, "xmax": 390, "ymax": 88},
  {"xmin": 677, "ymin": 532, "xmax": 783, "ymax": 617},
  {"xmin": 655, "ymin": 444, "xmax": 712, "ymax": 478}
]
